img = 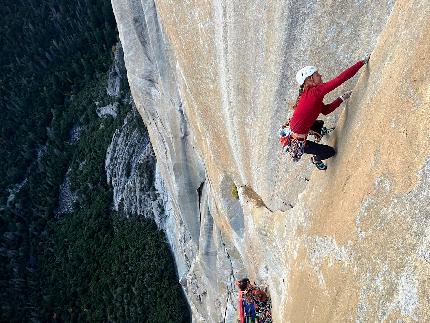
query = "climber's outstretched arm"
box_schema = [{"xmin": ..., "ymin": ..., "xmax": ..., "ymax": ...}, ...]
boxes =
[
  {"xmin": 321, "ymin": 90, "xmax": 353, "ymax": 115},
  {"xmin": 321, "ymin": 97, "xmax": 343, "ymax": 115},
  {"xmin": 316, "ymin": 60, "xmax": 365, "ymax": 97}
]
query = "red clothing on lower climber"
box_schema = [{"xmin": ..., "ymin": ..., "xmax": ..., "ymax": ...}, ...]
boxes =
[{"xmin": 289, "ymin": 60, "xmax": 365, "ymax": 135}]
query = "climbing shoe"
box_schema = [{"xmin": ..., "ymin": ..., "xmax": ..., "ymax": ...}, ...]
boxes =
[
  {"xmin": 320, "ymin": 127, "xmax": 335, "ymax": 136},
  {"xmin": 311, "ymin": 157, "xmax": 327, "ymax": 170}
]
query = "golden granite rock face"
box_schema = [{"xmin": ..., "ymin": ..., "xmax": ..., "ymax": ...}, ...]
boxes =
[{"xmin": 111, "ymin": 0, "xmax": 430, "ymax": 321}]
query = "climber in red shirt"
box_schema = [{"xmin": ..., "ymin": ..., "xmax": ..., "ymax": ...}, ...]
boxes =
[{"xmin": 285, "ymin": 55, "xmax": 370, "ymax": 170}]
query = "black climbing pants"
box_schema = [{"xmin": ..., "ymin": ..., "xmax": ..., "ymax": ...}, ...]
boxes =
[
  {"xmin": 303, "ymin": 141, "xmax": 336, "ymax": 161},
  {"xmin": 303, "ymin": 119, "xmax": 336, "ymax": 161}
]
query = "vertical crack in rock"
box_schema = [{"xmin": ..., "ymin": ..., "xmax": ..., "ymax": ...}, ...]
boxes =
[
  {"xmin": 198, "ymin": 181, "xmax": 217, "ymax": 278},
  {"xmin": 177, "ymin": 101, "xmax": 189, "ymax": 138},
  {"xmin": 197, "ymin": 180, "xmax": 205, "ymax": 224},
  {"xmin": 220, "ymin": 237, "xmax": 238, "ymax": 323}
]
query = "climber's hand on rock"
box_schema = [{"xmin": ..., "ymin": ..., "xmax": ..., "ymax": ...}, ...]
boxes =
[
  {"xmin": 362, "ymin": 54, "xmax": 371, "ymax": 65},
  {"xmin": 340, "ymin": 90, "xmax": 352, "ymax": 101}
]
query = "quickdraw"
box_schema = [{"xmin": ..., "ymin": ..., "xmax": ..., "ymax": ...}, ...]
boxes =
[
  {"xmin": 288, "ymin": 136, "xmax": 306, "ymax": 162},
  {"xmin": 279, "ymin": 124, "xmax": 306, "ymax": 162},
  {"xmin": 278, "ymin": 126, "xmax": 291, "ymax": 153}
]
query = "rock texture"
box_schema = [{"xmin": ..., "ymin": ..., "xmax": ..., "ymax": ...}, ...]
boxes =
[{"xmin": 111, "ymin": 0, "xmax": 430, "ymax": 321}]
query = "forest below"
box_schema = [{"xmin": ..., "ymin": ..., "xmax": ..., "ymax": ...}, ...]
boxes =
[{"xmin": 0, "ymin": 1, "xmax": 190, "ymax": 322}]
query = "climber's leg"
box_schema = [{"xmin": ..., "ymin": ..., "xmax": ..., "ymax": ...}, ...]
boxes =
[
  {"xmin": 304, "ymin": 141, "xmax": 336, "ymax": 161},
  {"xmin": 304, "ymin": 141, "xmax": 336, "ymax": 170}
]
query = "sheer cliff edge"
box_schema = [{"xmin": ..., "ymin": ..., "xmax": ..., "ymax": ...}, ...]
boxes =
[{"xmin": 111, "ymin": 0, "xmax": 430, "ymax": 321}]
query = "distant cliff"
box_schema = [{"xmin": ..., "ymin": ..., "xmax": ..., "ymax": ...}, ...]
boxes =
[{"xmin": 111, "ymin": 0, "xmax": 430, "ymax": 321}]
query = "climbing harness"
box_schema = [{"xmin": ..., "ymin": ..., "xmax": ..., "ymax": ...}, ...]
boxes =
[
  {"xmin": 279, "ymin": 123, "xmax": 306, "ymax": 162},
  {"xmin": 278, "ymin": 126, "xmax": 291, "ymax": 152},
  {"xmin": 288, "ymin": 134, "xmax": 307, "ymax": 162},
  {"xmin": 279, "ymin": 120, "xmax": 334, "ymax": 163}
]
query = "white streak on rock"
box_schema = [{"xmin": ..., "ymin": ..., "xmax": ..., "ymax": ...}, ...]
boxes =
[{"xmin": 398, "ymin": 268, "xmax": 418, "ymax": 317}]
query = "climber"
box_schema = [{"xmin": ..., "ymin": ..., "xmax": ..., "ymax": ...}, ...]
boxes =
[
  {"xmin": 283, "ymin": 55, "xmax": 370, "ymax": 170},
  {"xmin": 237, "ymin": 278, "xmax": 272, "ymax": 323}
]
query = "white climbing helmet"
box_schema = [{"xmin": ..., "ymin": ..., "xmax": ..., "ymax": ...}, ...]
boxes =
[{"xmin": 296, "ymin": 66, "xmax": 318, "ymax": 85}]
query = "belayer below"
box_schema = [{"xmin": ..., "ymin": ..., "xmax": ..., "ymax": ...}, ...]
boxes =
[
  {"xmin": 280, "ymin": 55, "xmax": 370, "ymax": 170},
  {"xmin": 236, "ymin": 278, "xmax": 272, "ymax": 323}
]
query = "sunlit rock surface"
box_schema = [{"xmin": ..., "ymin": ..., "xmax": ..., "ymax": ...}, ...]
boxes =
[{"xmin": 111, "ymin": 0, "xmax": 430, "ymax": 321}]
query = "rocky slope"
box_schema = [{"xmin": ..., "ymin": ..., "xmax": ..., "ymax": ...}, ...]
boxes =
[{"xmin": 111, "ymin": 0, "xmax": 430, "ymax": 321}]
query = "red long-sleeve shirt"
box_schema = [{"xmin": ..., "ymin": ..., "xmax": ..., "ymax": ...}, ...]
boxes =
[{"xmin": 289, "ymin": 60, "xmax": 365, "ymax": 135}]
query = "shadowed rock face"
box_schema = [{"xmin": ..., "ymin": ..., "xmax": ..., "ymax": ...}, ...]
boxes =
[{"xmin": 111, "ymin": 0, "xmax": 430, "ymax": 321}]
